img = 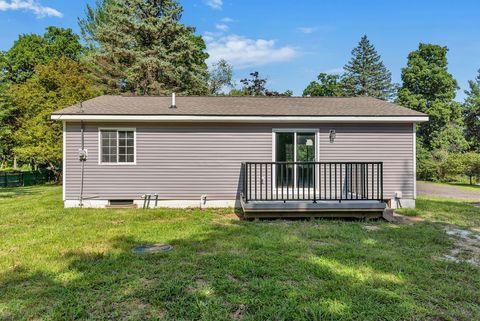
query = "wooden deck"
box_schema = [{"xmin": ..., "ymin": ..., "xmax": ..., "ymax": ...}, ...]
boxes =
[{"xmin": 240, "ymin": 198, "xmax": 387, "ymax": 219}]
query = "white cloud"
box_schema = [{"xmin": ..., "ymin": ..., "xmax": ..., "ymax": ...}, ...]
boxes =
[
  {"xmin": 221, "ymin": 17, "xmax": 234, "ymax": 23},
  {"xmin": 215, "ymin": 23, "xmax": 229, "ymax": 31},
  {"xmin": 206, "ymin": 34, "xmax": 296, "ymax": 69},
  {"xmin": 205, "ymin": 0, "xmax": 222, "ymax": 10},
  {"xmin": 298, "ymin": 27, "xmax": 318, "ymax": 34},
  {"xmin": 0, "ymin": 0, "xmax": 62, "ymax": 17}
]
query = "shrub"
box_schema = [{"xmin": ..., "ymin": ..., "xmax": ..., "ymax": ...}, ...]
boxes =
[{"xmin": 461, "ymin": 152, "xmax": 480, "ymax": 184}]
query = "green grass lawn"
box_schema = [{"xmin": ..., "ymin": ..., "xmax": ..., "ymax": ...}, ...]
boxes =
[
  {"xmin": 419, "ymin": 180, "xmax": 480, "ymax": 192},
  {"xmin": 1, "ymin": 186, "xmax": 479, "ymax": 320}
]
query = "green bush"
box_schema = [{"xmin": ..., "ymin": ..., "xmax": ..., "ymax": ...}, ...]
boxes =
[
  {"xmin": 416, "ymin": 144, "xmax": 480, "ymax": 184},
  {"xmin": 462, "ymin": 152, "xmax": 480, "ymax": 184}
]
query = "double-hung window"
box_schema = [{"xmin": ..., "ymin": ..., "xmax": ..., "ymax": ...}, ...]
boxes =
[{"xmin": 99, "ymin": 129, "xmax": 135, "ymax": 164}]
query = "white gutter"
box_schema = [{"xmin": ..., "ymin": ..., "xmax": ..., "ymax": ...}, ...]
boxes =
[{"xmin": 51, "ymin": 114, "xmax": 429, "ymax": 123}]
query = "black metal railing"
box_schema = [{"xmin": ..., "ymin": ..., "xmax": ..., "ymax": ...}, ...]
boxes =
[{"xmin": 242, "ymin": 162, "xmax": 383, "ymax": 203}]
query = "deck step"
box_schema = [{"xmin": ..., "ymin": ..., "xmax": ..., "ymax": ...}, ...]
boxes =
[
  {"xmin": 241, "ymin": 198, "xmax": 387, "ymax": 218},
  {"xmin": 382, "ymin": 208, "xmax": 395, "ymax": 222}
]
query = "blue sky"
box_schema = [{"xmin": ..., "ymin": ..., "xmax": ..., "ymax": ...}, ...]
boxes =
[{"xmin": 1, "ymin": 0, "xmax": 479, "ymax": 99}]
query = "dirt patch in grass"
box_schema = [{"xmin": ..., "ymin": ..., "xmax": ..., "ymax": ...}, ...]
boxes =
[
  {"xmin": 442, "ymin": 227, "xmax": 480, "ymax": 266},
  {"xmin": 395, "ymin": 213, "xmax": 425, "ymax": 224},
  {"xmin": 232, "ymin": 304, "xmax": 248, "ymax": 320}
]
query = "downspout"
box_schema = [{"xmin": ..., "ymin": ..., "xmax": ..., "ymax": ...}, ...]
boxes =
[{"xmin": 79, "ymin": 121, "xmax": 85, "ymax": 207}]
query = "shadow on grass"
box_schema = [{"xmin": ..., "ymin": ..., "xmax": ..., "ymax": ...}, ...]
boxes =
[
  {"xmin": 2, "ymin": 215, "xmax": 478, "ymax": 321},
  {"xmin": 0, "ymin": 185, "xmax": 57, "ymax": 200}
]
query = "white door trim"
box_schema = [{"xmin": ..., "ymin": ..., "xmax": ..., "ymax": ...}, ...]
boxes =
[{"xmin": 271, "ymin": 128, "xmax": 320, "ymax": 194}]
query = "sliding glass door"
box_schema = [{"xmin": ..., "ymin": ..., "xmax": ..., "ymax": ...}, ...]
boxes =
[
  {"xmin": 296, "ymin": 132, "xmax": 316, "ymax": 188},
  {"xmin": 275, "ymin": 132, "xmax": 295, "ymax": 188},
  {"xmin": 275, "ymin": 131, "xmax": 316, "ymax": 191}
]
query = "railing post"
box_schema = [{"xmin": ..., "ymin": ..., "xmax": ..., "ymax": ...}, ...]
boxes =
[
  {"xmin": 243, "ymin": 163, "xmax": 248, "ymax": 203},
  {"xmin": 313, "ymin": 163, "xmax": 317, "ymax": 203},
  {"xmin": 380, "ymin": 162, "xmax": 384, "ymax": 201},
  {"xmin": 3, "ymin": 172, "xmax": 7, "ymax": 188}
]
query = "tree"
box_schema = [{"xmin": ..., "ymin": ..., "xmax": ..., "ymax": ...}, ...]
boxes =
[
  {"xmin": 227, "ymin": 88, "xmax": 248, "ymax": 96},
  {"xmin": 343, "ymin": 35, "xmax": 396, "ymax": 100},
  {"xmin": 463, "ymin": 70, "xmax": 480, "ymax": 151},
  {"xmin": 303, "ymin": 73, "xmax": 345, "ymax": 97},
  {"xmin": 461, "ymin": 152, "xmax": 480, "ymax": 185},
  {"xmin": 1, "ymin": 27, "xmax": 82, "ymax": 84},
  {"xmin": 79, "ymin": 0, "xmax": 209, "ymax": 95},
  {"xmin": 396, "ymin": 43, "xmax": 467, "ymax": 152},
  {"xmin": 265, "ymin": 89, "xmax": 293, "ymax": 97},
  {"xmin": 0, "ymin": 27, "xmax": 84, "ymax": 168},
  {"xmin": 208, "ymin": 59, "xmax": 233, "ymax": 95},
  {"xmin": 9, "ymin": 58, "xmax": 99, "ymax": 177},
  {"xmin": 240, "ymin": 71, "xmax": 267, "ymax": 96}
]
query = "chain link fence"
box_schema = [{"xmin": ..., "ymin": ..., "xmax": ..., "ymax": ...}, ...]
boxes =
[{"xmin": 0, "ymin": 170, "xmax": 57, "ymax": 188}]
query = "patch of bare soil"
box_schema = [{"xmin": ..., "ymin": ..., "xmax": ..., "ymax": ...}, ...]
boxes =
[
  {"xmin": 224, "ymin": 213, "xmax": 241, "ymax": 220},
  {"xmin": 232, "ymin": 304, "xmax": 248, "ymax": 320},
  {"xmin": 392, "ymin": 213, "xmax": 425, "ymax": 224},
  {"xmin": 442, "ymin": 227, "xmax": 480, "ymax": 266}
]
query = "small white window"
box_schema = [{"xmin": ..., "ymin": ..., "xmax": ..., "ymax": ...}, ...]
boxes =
[{"xmin": 99, "ymin": 129, "xmax": 135, "ymax": 164}]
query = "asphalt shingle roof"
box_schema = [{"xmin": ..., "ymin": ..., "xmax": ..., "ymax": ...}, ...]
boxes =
[{"xmin": 53, "ymin": 95, "xmax": 427, "ymax": 117}]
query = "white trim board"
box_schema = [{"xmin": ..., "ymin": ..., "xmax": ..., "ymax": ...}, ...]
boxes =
[
  {"xmin": 52, "ymin": 114, "xmax": 429, "ymax": 123},
  {"xmin": 271, "ymin": 128, "xmax": 320, "ymax": 192},
  {"xmin": 62, "ymin": 121, "xmax": 66, "ymax": 201},
  {"xmin": 413, "ymin": 123, "xmax": 417, "ymax": 199}
]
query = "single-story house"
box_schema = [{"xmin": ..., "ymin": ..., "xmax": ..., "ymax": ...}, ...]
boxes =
[{"xmin": 52, "ymin": 95, "xmax": 428, "ymax": 217}]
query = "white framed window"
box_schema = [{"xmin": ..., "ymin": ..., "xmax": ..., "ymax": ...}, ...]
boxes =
[{"xmin": 98, "ymin": 128, "xmax": 136, "ymax": 165}]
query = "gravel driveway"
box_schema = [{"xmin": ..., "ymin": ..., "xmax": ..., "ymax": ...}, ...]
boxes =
[{"xmin": 417, "ymin": 181, "xmax": 480, "ymax": 201}]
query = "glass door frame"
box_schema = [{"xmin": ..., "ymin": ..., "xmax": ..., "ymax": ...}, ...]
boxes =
[{"xmin": 272, "ymin": 128, "xmax": 319, "ymax": 193}]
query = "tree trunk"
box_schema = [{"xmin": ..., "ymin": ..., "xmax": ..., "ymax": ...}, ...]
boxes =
[
  {"xmin": 13, "ymin": 156, "xmax": 17, "ymax": 169},
  {"xmin": 48, "ymin": 161, "xmax": 61, "ymax": 182}
]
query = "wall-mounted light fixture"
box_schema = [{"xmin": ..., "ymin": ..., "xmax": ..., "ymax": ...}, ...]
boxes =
[{"xmin": 329, "ymin": 130, "xmax": 336, "ymax": 143}]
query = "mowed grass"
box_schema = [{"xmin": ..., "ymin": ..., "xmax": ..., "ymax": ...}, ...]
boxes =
[
  {"xmin": 0, "ymin": 186, "xmax": 479, "ymax": 320},
  {"xmin": 418, "ymin": 180, "xmax": 480, "ymax": 193}
]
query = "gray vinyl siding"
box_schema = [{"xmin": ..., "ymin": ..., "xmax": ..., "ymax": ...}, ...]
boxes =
[{"xmin": 64, "ymin": 122, "xmax": 414, "ymax": 201}]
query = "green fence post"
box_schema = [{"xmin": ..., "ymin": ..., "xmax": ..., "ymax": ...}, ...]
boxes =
[{"xmin": 3, "ymin": 172, "xmax": 7, "ymax": 188}]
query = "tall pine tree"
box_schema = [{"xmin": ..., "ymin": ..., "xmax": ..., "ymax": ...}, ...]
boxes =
[
  {"xmin": 463, "ymin": 69, "xmax": 480, "ymax": 152},
  {"xmin": 79, "ymin": 0, "xmax": 209, "ymax": 95},
  {"xmin": 396, "ymin": 44, "xmax": 467, "ymax": 152},
  {"xmin": 342, "ymin": 35, "xmax": 396, "ymax": 100}
]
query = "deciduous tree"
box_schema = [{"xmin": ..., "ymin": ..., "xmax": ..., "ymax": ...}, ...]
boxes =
[
  {"xmin": 463, "ymin": 69, "xmax": 480, "ymax": 151},
  {"xmin": 0, "ymin": 27, "xmax": 84, "ymax": 168},
  {"xmin": 240, "ymin": 71, "xmax": 267, "ymax": 96},
  {"xmin": 9, "ymin": 58, "xmax": 99, "ymax": 177},
  {"xmin": 303, "ymin": 73, "xmax": 345, "ymax": 97},
  {"xmin": 208, "ymin": 59, "xmax": 233, "ymax": 95},
  {"xmin": 396, "ymin": 43, "xmax": 467, "ymax": 152},
  {"xmin": 1, "ymin": 27, "xmax": 82, "ymax": 84}
]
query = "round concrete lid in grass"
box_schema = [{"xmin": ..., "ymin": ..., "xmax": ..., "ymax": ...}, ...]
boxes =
[{"xmin": 132, "ymin": 244, "xmax": 173, "ymax": 254}]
